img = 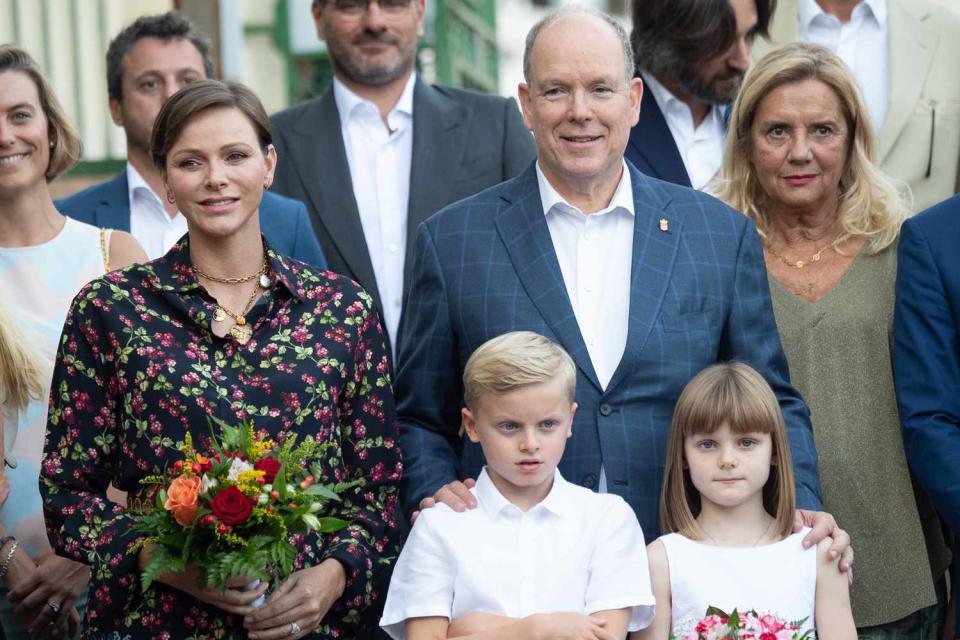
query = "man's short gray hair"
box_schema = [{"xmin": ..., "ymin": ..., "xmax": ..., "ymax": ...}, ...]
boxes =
[{"xmin": 523, "ymin": 6, "xmax": 634, "ymax": 85}]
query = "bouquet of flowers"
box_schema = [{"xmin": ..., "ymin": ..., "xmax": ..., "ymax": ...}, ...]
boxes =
[
  {"xmin": 132, "ymin": 420, "xmax": 355, "ymax": 597},
  {"xmin": 673, "ymin": 608, "xmax": 815, "ymax": 640}
]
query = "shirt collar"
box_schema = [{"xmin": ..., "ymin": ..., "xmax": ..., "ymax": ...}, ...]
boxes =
[
  {"xmin": 147, "ymin": 234, "xmax": 308, "ymax": 302},
  {"xmin": 474, "ymin": 466, "xmax": 571, "ymax": 519},
  {"xmin": 640, "ymin": 70, "xmax": 727, "ymax": 129},
  {"xmin": 641, "ymin": 71, "xmax": 682, "ymax": 113},
  {"xmin": 799, "ymin": 0, "xmax": 886, "ymax": 29},
  {"xmin": 536, "ymin": 161, "xmax": 635, "ymax": 218},
  {"xmin": 126, "ymin": 162, "xmax": 163, "ymax": 205},
  {"xmin": 333, "ymin": 71, "xmax": 416, "ymax": 121}
]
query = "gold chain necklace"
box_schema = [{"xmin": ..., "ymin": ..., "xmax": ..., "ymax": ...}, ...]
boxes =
[
  {"xmin": 194, "ymin": 255, "xmax": 270, "ymax": 344},
  {"xmin": 193, "ymin": 259, "xmax": 268, "ymax": 284},
  {"xmin": 764, "ymin": 240, "xmax": 836, "ymax": 269}
]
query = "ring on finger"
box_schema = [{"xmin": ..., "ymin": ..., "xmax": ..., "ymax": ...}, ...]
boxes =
[
  {"xmin": 47, "ymin": 601, "xmax": 61, "ymax": 613},
  {"xmin": 289, "ymin": 621, "xmax": 301, "ymax": 635}
]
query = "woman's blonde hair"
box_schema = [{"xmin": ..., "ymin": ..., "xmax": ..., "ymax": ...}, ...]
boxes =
[
  {"xmin": 660, "ymin": 362, "xmax": 796, "ymax": 540},
  {"xmin": 0, "ymin": 301, "xmax": 46, "ymax": 411},
  {"xmin": 711, "ymin": 42, "xmax": 909, "ymax": 254},
  {"xmin": 463, "ymin": 331, "xmax": 576, "ymax": 409},
  {"xmin": 0, "ymin": 45, "xmax": 83, "ymax": 181}
]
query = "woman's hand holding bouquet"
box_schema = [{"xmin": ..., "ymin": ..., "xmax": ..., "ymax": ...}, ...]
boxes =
[{"xmin": 132, "ymin": 420, "xmax": 354, "ymax": 617}]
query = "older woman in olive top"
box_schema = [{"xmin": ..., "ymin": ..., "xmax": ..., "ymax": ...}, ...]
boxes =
[{"xmin": 712, "ymin": 43, "xmax": 949, "ymax": 636}]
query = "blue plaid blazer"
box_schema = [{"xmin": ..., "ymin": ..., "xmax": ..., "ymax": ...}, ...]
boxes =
[{"xmin": 394, "ymin": 162, "xmax": 821, "ymax": 538}]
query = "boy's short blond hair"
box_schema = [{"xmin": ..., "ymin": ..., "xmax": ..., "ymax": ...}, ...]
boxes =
[{"xmin": 463, "ymin": 332, "xmax": 576, "ymax": 409}]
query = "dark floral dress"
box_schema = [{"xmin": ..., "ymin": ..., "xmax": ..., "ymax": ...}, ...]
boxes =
[{"xmin": 40, "ymin": 236, "xmax": 402, "ymax": 640}]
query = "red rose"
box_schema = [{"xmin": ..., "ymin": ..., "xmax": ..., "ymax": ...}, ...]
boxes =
[
  {"xmin": 209, "ymin": 486, "xmax": 256, "ymax": 526},
  {"xmin": 254, "ymin": 457, "xmax": 282, "ymax": 483}
]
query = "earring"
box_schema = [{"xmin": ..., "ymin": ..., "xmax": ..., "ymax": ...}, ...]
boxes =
[
  {"xmin": 49, "ymin": 141, "xmax": 54, "ymax": 148},
  {"xmin": 166, "ymin": 190, "xmax": 175, "ymax": 204}
]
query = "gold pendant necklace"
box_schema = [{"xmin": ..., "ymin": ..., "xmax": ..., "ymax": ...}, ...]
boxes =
[
  {"xmin": 765, "ymin": 241, "xmax": 835, "ymax": 269},
  {"xmin": 213, "ymin": 281, "xmax": 266, "ymax": 345}
]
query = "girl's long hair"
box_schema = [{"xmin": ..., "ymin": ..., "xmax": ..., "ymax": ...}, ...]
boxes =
[
  {"xmin": 660, "ymin": 362, "xmax": 796, "ymax": 540},
  {"xmin": 0, "ymin": 301, "xmax": 46, "ymax": 411}
]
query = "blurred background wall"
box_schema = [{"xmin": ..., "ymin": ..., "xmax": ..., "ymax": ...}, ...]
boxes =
[{"xmin": 1, "ymin": 0, "xmax": 954, "ymax": 196}]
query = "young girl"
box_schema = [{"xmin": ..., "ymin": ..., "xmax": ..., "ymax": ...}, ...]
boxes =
[
  {"xmin": 0, "ymin": 299, "xmax": 46, "ymax": 507},
  {"xmin": 636, "ymin": 363, "xmax": 856, "ymax": 639}
]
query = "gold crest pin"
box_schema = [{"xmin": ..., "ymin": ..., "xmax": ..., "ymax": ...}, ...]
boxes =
[{"xmin": 659, "ymin": 218, "xmax": 669, "ymax": 232}]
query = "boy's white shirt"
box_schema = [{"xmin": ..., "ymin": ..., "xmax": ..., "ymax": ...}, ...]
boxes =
[{"xmin": 380, "ymin": 468, "xmax": 656, "ymax": 639}]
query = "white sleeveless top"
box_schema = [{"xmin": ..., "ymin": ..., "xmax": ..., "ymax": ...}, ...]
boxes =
[
  {"xmin": 0, "ymin": 217, "xmax": 109, "ymax": 555},
  {"xmin": 660, "ymin": 528, "xmax": 817, "ymax": 634}
]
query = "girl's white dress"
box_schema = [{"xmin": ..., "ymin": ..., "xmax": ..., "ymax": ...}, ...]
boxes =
[{"xmin": 659, "ymin": 527, "xmax": 817, "ymax": 634}]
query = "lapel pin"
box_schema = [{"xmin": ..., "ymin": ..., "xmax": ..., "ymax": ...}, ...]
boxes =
[{"xmin": 659, "ymin": 218, "xmax": 669, "ymax": 232}]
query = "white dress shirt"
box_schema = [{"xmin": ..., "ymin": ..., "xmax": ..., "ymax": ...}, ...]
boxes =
[
  {"xmin": 127, "ymin": 163, "xmax": 188, "ymax": 260},
  {"xmin": 538, "ymin": 163, "xmax": 633, "ymax": 392},
  {"xmin": 333, "ymin": 73, "xmax": 415, "ymax": 355},
  {"xmin": 799, "ymin": 0, "xmax": 889, "ymax": 130},
  {"xmin": 380, "ymin": 468, "xmax": 655, "ymax": 639},
  {"xmin": 641, "ymin": 72, "xmax": 727, "ymax": 190}
]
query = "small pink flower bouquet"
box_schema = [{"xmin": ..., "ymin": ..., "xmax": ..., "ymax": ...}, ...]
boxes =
[{"xmin": 673, "ymin": 608, "xmax": 815, "ymax": 640}]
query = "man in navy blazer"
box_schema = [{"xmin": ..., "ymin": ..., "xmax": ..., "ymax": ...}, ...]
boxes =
[
  {"xmin": 625, "ymin": 0, "xmax": 774, "ymax": 189},
  {"xmin": 55, "ymin": 12, "xmax": 326, "ymax": 268},
  {"xmin": 397, "ymin": 8, "xmax": 829, "ymax": 543},
  {"xmin": 56, "ymin": 172, "xmax": 325, "ymax": 267},
  {"xmin": 894, "ymin": 196, "xmax": 960, "ymax": 624}
]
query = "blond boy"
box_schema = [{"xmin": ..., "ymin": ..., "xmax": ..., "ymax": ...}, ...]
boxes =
[{"xmin": 381, "ymin": 331, "xmax": 655, "ymax": 639}]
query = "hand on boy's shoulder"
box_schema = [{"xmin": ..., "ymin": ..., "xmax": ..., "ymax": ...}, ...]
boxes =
[{"xmin": 412, "ymin": 478, "xmax": 478, "ymax": 523}]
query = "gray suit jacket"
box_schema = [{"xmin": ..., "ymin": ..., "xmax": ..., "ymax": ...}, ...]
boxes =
[{"xmin": 269, "ymin": 78, "xmax": 536, "ymax": 350}]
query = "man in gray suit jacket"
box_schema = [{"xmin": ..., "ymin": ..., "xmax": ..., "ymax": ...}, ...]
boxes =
[{"xmin": 270, "ymin": 0, "xmax": 536, "ymax": 358}]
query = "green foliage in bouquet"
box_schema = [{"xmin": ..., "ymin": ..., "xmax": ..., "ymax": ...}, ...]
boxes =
[{"xmin": 131, "ymin": 418, "xmax": 359, "ymax": 593}]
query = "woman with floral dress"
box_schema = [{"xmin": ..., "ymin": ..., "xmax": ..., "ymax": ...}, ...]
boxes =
[{"xmin": 40, "ymin": 80, "xmax": 402, "ymax": 640}]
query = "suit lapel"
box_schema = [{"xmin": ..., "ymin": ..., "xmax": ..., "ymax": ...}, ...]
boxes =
[
  {"xmin": 288, "ymin": 91, "xmax": 380, "ymax": 307},
  {"xmin": 406, "ymin": 80, "xmax": 469, "ymax": 286},
  {"xmin": 628, "ymin": 87, "xmax": 691, "ymax": 187},
  {"xmin": 95, "ymin": 172, "xmax": 133, "ymax": 232},
  {"xmin": 606, "ymin": 168, "xmax": 682, "ymax": 394},
  {"xmin": 494, "ymin": 169, "xmax": 602, "ymax": 392},
  {"xmin": 877, "ymin": 1, "xmax": 935, "ymax": 164}
]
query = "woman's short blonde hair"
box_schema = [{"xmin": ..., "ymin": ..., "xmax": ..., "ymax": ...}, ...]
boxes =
[
  {"xmin": 711, "ymin": 42, "xmax": 909, "ymax": 254},
  {"xmin": 0, "ymin": 45, "xmax": 83, "ymax": 182},
  {"xmin": 0, "ymin": 301, "xmax": 46, "ymax": 411},
  {"xmin": 660, "ymin": 362, "xmax": 796, "ymax": 540},
  {"xmin": 463, "ymin": 331, "xmax": 576, "ymax": 409}
]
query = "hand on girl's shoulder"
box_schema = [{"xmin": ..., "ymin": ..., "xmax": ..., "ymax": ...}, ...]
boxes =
[{"xmin": 815, "ymin": 537, "xmax": 845, "ymax": 578}]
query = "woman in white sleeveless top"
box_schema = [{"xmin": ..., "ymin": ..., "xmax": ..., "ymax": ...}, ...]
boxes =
[
  {"xmin": 0, "ymin": 46, "xmax": 145, "ymax": 639},
  {"xmin": 634, "ymin": 364, "xmax": 856, "ymax": 640}
]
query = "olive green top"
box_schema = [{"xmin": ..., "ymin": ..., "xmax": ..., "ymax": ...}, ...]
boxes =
[{"xmin": 769, "ymin": 241, "xmax": 949, "ymax": 627}]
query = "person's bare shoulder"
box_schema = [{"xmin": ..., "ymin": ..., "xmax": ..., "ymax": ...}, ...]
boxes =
[{"xmin": 108, "ymin": 231, "xmax": 148, "ymax": 270}]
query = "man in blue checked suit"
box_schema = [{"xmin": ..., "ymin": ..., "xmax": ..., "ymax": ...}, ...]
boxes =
[{"xmin": 396, "ymin": 8, "xmax": 846, "ymax": 550}]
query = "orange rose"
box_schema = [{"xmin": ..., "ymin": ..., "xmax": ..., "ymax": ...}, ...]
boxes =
[{"xmin": 165, "ymin": 475, "xmax": 201, "ymax": 527}]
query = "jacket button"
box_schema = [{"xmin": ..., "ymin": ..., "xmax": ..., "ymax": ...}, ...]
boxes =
[
  {"xmin": 582, "ymin": 473, "xmax": 597, "ymax": 488},
  {"xmin": 599, "ymin": 403, "xmax": 613, "ymax": 416}
]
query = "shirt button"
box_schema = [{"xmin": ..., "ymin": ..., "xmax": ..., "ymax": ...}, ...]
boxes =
[
  {"xmin": 388, "ymin": 243, "xmax": 399, "ymax": 253},
  {"xmin": 599, "ymin": 403, "xmax": 613, "ymax": 416},
  {"xmin": 393, "ymin": 298, "xmax": 402, "ymax": 307},
  {"xmin": 582, "ymin": 473, "xmax": 597, "ymax": 488}
]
